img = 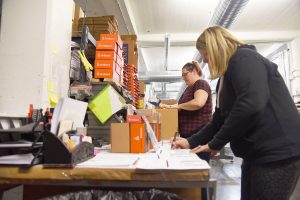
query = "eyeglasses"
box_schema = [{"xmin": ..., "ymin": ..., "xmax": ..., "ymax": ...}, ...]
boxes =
[{"xmin": 181, "ymin": 71, "xmax": 190, "ymax": 77}]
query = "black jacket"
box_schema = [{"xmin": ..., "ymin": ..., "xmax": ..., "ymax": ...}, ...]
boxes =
[{"xmin": 187, "ymin": 45, "xmax": 300, "ymax": 163}]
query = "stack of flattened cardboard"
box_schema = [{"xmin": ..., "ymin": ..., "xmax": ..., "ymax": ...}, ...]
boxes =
[{"xmin": 78, "ymin": 16, "xmax": 119, "ymax": 40}]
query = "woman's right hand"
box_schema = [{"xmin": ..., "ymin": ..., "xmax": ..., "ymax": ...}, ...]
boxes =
[{"xmin": 171, "ymin": 137, "xmax": 190, "ymax": 149}]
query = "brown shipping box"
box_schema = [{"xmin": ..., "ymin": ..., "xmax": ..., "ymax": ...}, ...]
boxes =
[
  {"xmin": 111, "ymin": 123, "xmax": 130, "ymax": 153},
  {"xmin": 138, "ymin": 81, "xmax": 146, "ymax": 94},
  {"xmin": 136, "ymin": 109, "xmax": 161, "ymax": 123},
  {"xmin": 156, "ymin": 109, "xmax": 178, "ymax": 140},
  {"xmin": 160, "ymin": 99, "xmax": 177, "ymax": 105},
  {"xmin": 122, "ymin": 40, "xmax": 135, "ymax": 66}
]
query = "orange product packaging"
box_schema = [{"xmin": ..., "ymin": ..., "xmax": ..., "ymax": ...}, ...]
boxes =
[
  {"xmin": 126, "ymin": 115, "xmax": 143, "ymax": 123},
  {"xmin": 100, "ymin": 34, "xmax": 123, "ymax": 48},
  {"xmin": 94, "ymin": 59, "xmax": 115, "ymax": 69},
  {"xmin": 95, "ymin": 51, "xmax": 118, "ymax": 60},
  {"xmin": 94, "ymin": 68, "xmax": 120, "ymax": 80},
  {"xmin": 130, "ymin": 123, "xmax": 146, "ymax": 153},
  {"xmin": 96, "ymin": 40, "xmax": 118, "ymax": 51}
]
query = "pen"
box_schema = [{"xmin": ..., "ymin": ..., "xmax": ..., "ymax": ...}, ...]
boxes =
[{"xmin": 171, "ymin": 130, "xmax": 179, "ymax": 149}]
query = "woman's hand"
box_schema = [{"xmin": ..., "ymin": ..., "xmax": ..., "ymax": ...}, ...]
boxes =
[
  {"xmin": 159, "ymin": 103, "xmax": 180, "ymax": 109},
  {"xmin": 171, "ymin": 137, "xmax": 190, "ymax": 149},
  {"xmin": 190, "ymin": 144, "xmax": 219, "ymax": 159}
]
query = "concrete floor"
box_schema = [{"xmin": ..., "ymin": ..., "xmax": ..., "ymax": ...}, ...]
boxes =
[{"xmin": 210, "ymin": 148, "xmax": 300, "ymax": 200}]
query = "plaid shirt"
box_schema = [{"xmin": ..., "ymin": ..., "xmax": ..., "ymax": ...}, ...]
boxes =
[{"xmin": 178, "ymin": 79, "xmax": 212, "ymax": 136}]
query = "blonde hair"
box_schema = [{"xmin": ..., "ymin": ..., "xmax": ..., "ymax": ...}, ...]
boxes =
[{"xmin": 196, "ymin": 26, "xmax": 245, "ymax": 79}]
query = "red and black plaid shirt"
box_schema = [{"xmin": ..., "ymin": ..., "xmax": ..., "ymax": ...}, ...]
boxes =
[{"xmin": 178, "ymin": 79, "xmax": 212, "ymax": 136}]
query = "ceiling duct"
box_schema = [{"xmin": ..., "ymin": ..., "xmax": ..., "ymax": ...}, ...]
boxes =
[
  {"xmin": 194, "ymin": 0, "xmax": 249, "ymax": 63},
  {"xmin": 209, "ymin": 0, "xmax": 249, "ymax": 28},
  {"xmin": 164, "ymin": 33, "xmax": 170, "ymax": 70},
  {"xmin": 140, "ymin": 0, "xmax": 250, "ymax": 84},
  {"xmin": 138, "ymin": 71, "xmax": 182, "ymax": 84}
]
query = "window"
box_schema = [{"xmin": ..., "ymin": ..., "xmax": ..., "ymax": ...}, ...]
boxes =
[{"xmin": 267, "ymin": 44, "xmax": 290, "ymax": 91}]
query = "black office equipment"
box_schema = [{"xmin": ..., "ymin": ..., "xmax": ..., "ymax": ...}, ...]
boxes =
[
  {"xmin": 43, "ymin": 131, "xmax": 94, "ymax": 168},
  {"xmin": 0, "ymin": 117, "xmax": 94, "ymax": 168}
]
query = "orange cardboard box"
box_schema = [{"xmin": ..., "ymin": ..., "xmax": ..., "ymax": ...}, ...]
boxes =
[
  {"xmin": 111, "ymin": 123, "xmax": 130, "ymax": 153},
  {"xmin": 96, "ymin": 40, "xmax": 118, "ymax": 51},
  {"xmin": 126, "ymin": 115, "xmax": 143, "ymax": 123},
  {"xmin": 94, "ymin": 59, "xmax": 115, "ymax": 69},
  {"xmin": 94, "ymin": 59, "xmax": 122, "ymax": 76},
  {"xmin": 130, "ymin": 123, "xmax": 146, "ymax": 153},
  {"xmin": 100, "ymin": 34, "xmax": 123, "ymax": 48},
  {"xmin": 94, "ymin": 68, "xmax": 120, "ymax": 80},
  {"xmin": 95, "ymin": 51, "xmax": 117, "ymax": 60}
]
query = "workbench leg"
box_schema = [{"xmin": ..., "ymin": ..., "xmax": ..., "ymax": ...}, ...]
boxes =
[{"xmin": 207, "ymin": 179, "xmax": 217, "ymax": 200}]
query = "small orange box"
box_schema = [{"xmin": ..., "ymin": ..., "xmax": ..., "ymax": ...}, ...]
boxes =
[
  {"xmin": 94, "ymin": 59, "xmax": 115, "ymax": 69},
  {"xmin": 96, "ymin": 40, "xmax": 118, "ymax": 51},
  {"xmin": 126, "ymin": 115, "xmax": 143, "ymax": 123},
  {"xmin": 95, "ymin": 51, "xmax": 117, "ymax": 60},
  {"xmin": 94, "ymin": 68, "xmax": 120, "ymax": 81},
  {"xmin": 130, "ymin": 123, "xmax": 146, "ymax": 153},
  {"xmin": 100, "ymin": 34, "xmax": 123, "ymax": 48}
]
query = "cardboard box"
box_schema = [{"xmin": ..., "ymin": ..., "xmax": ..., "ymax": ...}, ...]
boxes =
[
  {"xmin": 96, "ymin": 40, "xmax": 118, "ymax": 51},
  {"xmin": 121, "ymin": 34, "xmax": 137, "ymax": 41},
  {"xmin": 95, "ymin": 51, "xmax": 117, "ymax": 60},
  {"xmin": 111, "ymin": 123, "xmax": 130, "ymax": 153},
  {"xmin": 138, "ymin": 81, "xmax": 146, "ymax": 93},
  {"xmin": 156, "ymin": 109, "xmax": 178, "ymax": 140},
  {"xmin": 130, "ymin": 123, "xmax": 146, "ymax": 153},
  {"xmin": 100, "ymin": 34, "xmax": 123, "ymax": 48},
  {"xmin": 160, "ymin": 99, "xmax": 177, "ymax": 105},
  {"xmin": 136, "ymin": 109, "xmax": 161, "ymax": 123},
  {"xmin": 94, "ymin": 68, "xmax": 120, "ymax": 82},
  {"xmin": 94, "ymin": 60, "xmax": 121, "ymax": 75},
  {"xmin": 122, "ymin": 40, "xmax": 135, "ymax": 65}
]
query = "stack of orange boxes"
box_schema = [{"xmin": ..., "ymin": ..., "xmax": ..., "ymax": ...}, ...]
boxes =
[
  {"xmin": 123, "ymin": 64, "xmax": 140, "ymax": 107},
  {"xmin": 94, "ymin": 34, "xmax": 124, "ymax": 84}
]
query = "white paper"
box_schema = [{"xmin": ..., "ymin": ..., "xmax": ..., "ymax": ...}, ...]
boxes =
[
  {"xmin": 136, "ymin": 147, "xmax": 210, "ymax": 171},
  {"xmin": 77, "ymin": 153, "xmax": 139, "ymax": 168},
  {"xmin": 135, "ymin": 153, "xmax": 167, "ymax": 170},
  {"xmin": 0, "ymin": 153, "xmax": 34, "ymax": 165},
  {"xmin": 51, "ymin": 98, "xmax": 88, "ymax": 134}
]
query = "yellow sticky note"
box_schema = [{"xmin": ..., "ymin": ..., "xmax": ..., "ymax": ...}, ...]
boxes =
[
  {"xmin": 47, "ymin": 80, "xmax": 54, "ymax": 92},
  {"xmin": 49, "ymin": 93, "xmax": 59, "ymax": 107},
  {"xmin": 47, "ymin": 80, "xmax": 59, "ymax": 107}
]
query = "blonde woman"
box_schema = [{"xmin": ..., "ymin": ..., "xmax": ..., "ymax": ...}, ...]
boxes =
[{"xmin": 172, "ymin": 26, "xmax": 300, "ymax": 200}]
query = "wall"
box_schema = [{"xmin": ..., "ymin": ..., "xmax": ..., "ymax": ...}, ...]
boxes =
[
  {"xmin": 0, "ymin": 0, "xmax": 73, "ymax": 116},
  {"xmin": 289, "ymin": 36, "xmax": 300, "ymax": 102}
]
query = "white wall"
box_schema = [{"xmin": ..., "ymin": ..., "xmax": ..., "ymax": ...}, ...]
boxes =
[
  {"xmin": 0, "ymin": 0, "xmax": 73, "ymax": 116},
  {"xmin": 289, "ymin": 36, "xmax": 300, "ymax": 102}
]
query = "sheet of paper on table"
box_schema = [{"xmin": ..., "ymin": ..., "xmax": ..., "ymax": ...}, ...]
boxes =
[
  {"xmin": 77, "ymin": 153, "xmax": 139, "ymax": 168},
  {"xmin": 136, "ymin": 149, "xmax": 210, "ymax": 171}
]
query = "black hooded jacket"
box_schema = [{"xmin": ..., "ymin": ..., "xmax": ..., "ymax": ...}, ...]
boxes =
[{"xmin": 187, "ymin": 45, "xmax": 300, "ymax": 163}]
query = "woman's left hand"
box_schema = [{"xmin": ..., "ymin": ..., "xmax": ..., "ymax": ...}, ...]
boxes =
[{"xmin": 190, "ymin": 144, "xmax": 219, "ymax": 159}]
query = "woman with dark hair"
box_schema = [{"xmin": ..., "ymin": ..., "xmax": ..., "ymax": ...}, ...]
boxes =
[
  {"xmin": 161, "ymin": 61, "xmax": 212, "ymax": 144},
  {"xmin": 161, "ymin": 61, "xmax": 212, "ymax": 200}
]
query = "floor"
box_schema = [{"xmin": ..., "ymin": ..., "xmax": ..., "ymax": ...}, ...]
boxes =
[{"xmin": 210, "ymin": 147, "xmax": 300, "ymax": 200}]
